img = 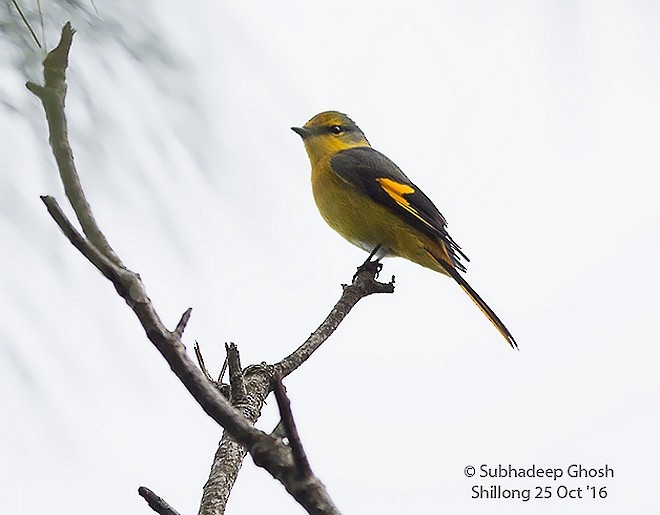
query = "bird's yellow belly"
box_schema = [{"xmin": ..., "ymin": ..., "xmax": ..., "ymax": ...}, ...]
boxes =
[{"xmin": 311, "ymin": 166, "xmax": 448, "ymax": 274}]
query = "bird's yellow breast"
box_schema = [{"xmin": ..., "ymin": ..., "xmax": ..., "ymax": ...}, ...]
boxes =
[{"xmin": 310, "ymin": 155, "xmax": 448, "ymax": 274}]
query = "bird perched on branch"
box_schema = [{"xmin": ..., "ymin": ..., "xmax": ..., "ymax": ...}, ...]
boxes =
[{"xmin": 292, "ymin": 111, "xmax": 517, "ymax": 349}]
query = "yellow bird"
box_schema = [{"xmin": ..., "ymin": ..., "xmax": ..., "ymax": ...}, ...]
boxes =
[{"xmin": 292, "ymin": 111, "xmax": 517, "ymax": 349}]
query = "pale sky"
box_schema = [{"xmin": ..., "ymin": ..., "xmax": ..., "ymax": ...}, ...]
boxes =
[{"xmin": 2, "ymin": 2, "xmax": 659, "ymax": 514}]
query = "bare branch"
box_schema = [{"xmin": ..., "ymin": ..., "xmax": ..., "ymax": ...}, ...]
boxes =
[
  {"xmin": 201, "ymin": 261, "xmax": 393, "ymax": 511},
  {"xmin": 199, "ymin": 365, "xmax": 271, "ymax": 515},
  {"xmin": 218, "ymin": 353, "xmax": 229, "ymax": 383},
  {"xmin": 200, "ymin": 432, "xmax": 248, "ymax": 515},
  {"xmin": 39, "ymin": 201, "xmax": 283, "ymax": 486},
  {"xmin": 40, "ymin": 195, "xmax": 121, "ymax": 279},
  {"xmin": 272, "ymin": 374, "xmax": 311, "ymax": 477},
  {"xmin": 10, "ymin": 0, "xmax": 42, "ymax": 48},
  {"xmin": 194, "ymin": 341, "xmax": 215, "ymax": 383},
  {"xmin": 138, "ymin": 487, "xmax": 181, "ymax": 515},
  {"xmin": 194, "ymin": 341, "xmax": 231, "ymax": 404},
  {"xmin": 27, "ymin": 22, "xmax": 123, "ymax": 267},
  {"xmin": 33, "ymin": 23, "xmax": 341, "ymax": 515},
  {"xmin": 274, "ymin": 263, "xmax": 394, "ymax": 378},
  {"xmin": 225, "ymin": 343, "xmax": 247, "ymax": 406},
  {"xmin": 174, "ymin": 307, "xmax": 192, "ymax": 338}
]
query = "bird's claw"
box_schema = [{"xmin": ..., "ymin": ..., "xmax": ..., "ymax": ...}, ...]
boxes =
[{"xmin": 353, "ymin": 259, "xmax": 383, "ymax": 282}]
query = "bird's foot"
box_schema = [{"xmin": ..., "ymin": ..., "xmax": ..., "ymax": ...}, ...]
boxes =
[{"xmin": 353, "ymin": 255, "xmax": 383, "ymax": 282}]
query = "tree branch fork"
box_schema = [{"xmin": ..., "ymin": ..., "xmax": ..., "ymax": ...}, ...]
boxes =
[{"xmin": 29, "ymin": 23, "xmax": 394, "ymax": 515}]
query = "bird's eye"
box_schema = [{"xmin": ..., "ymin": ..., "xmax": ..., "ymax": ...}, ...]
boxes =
[{"xmin": 330, "ymin": 125, "xmax": 344, "ymax": 135}]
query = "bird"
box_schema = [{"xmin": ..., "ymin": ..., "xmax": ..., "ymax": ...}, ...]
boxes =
[{"xmin": 292, "ymin": 111, "xmax": 517, "ymax": 349}]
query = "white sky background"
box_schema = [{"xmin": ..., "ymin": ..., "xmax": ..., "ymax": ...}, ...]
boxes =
[{"xmin": 2, "ymin": 1, "xmax": 659, "ymax": 514}]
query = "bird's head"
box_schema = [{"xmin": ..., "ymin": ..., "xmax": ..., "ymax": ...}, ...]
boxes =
[{"xmin": 292, "ymin": 111, "xmax": 370, "ymax": 162}]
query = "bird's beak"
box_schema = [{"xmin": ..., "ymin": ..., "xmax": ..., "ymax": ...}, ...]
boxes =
[{"xmin": 291, "ymin": 126, "xmax": 311, "ymax": 139}]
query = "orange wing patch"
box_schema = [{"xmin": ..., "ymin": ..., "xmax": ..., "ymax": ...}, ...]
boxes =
[
  {"xmin": 376, "ymin": 178, "xmax": 436, "ymax": 231},
  {"xmin": 375, "ymin": 177, "xmax": 415, "ymax": 204}
]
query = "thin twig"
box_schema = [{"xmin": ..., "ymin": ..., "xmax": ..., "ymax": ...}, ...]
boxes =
[
  {"xmin": 138, "ymin": 486, "xmax": 181, "ymax": 515},
  {"xmin": 36, "ymin": 0, "xmax": 45, "ymax": 51},
  {"xmin": 174, "ymin": 307, "xmax": 192, "ymax": 338},
  {"xmin": 272, "ymin": 374, "xmax": 311, "ymax": 476},
  {"xmin": 194, "ymin": 341, "xmax": 215, "ymax": 383},
  {"xmin": 10, "ymin": 0, "xmax": 42, "ymax": 48},
  {"xmin": 274, "ymin": 263, "xmax": 394, "ymax": 379},
  {"xmin": 218, "ymin": 353, "xmax": 229, "ymax": 383}
]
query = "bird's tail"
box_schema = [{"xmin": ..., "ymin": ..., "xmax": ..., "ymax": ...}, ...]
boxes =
[{"xmin": 431, "ymin": 252, "xmax": 518, "ymax": 349}]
